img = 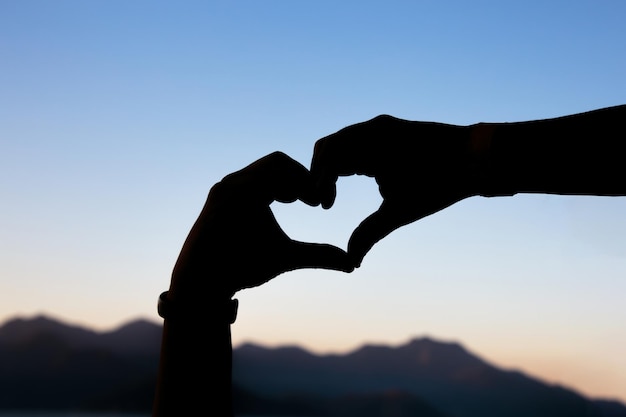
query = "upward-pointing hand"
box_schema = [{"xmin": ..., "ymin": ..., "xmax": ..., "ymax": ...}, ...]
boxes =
[{"xmin": 169, "ymin": 151, "xmax": 355, "ymax": 305}]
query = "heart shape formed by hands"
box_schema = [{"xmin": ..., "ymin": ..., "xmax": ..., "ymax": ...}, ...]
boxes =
[
  {"xmin": 271, "ymin": 174, "xmax": 382, "ymax": 256},
  {"xmin": 169, "ymin": 114, "xmax": 477, "ymax": 302}
]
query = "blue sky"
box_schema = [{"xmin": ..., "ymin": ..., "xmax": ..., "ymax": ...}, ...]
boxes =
[{"xmin": 2, "ymin": 0, "xmax": 626, "ymax": 402}]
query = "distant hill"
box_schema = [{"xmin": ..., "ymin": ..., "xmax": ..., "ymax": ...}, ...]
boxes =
[
  {"xmin": 0, "ymin": 314, "xmax": 162, "ymax": 412},
  {"xmin": 0, "ymin": 314, "xmax": 625, "ymax": 416},
  {"xmin": 233, "ymin": 339, "xmax": 626, "ymax": 417},
  {"xmin": 0, "ymin": 314, "xmax": 161, "ymax": 355}
]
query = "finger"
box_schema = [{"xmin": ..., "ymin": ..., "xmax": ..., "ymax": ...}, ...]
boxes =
[
  {"xmin": 310, "ymin": 138, "xmax": 343, "ymax": 209},
  {"xmin": 221, "ymin": 151, "xmax": 321, "ymax": 206},
  {"xmin": 347, "ymin": 207, "xmax": 400, "ymax": 268},
  {"xmin": 347, "ymin": 199, "xmax": 432, "ymax": 267},
  {"xmin": 310, "ymin": 128, "xmax": 358, "ymax": 178},
  {"xmin": 310, "ymin": 117, "xmax": 385, "ymax": 209},
  {"xmin": 348, "ymin": 194, "xmax": 469, "ymax": 267},
  {"xmin": 315, "ymin": 167, "xmax": 337, "ymax": 209},
  {"xmin": 285, "ymin": 240, "xmax": 355, "ymax": 273}
]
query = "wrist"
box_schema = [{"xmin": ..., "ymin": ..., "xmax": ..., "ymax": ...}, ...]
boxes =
[
  {"xmin": 468, "ymin": 123, "xmax": 516, "ymax": 197},
  {"xmin": 154, "ymin": 290, "xmax": 235, "ymax": 417}
]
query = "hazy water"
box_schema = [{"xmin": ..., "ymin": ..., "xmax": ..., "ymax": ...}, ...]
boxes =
[
  {"xmin": 0, "ymin": 413, "xmax": 150, "ymax": 417},
  {"xmin": 0, "ymin": 410, "xmax": 305, "ymax": 417}
]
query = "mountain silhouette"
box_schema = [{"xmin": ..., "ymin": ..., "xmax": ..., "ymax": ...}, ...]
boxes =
[
  {"xmin": 0, "ymin": 314, "xmax": 161, "ymax": 411},
  {"xmin": 0, "ymin": 314, "xmax": 161, "ymax": 355},
  {"xmin": 233, "ymin": 338, "xmax": 626, "ymax": 416},
  {"xmin": 0, "ymin": 314, "xmax": 625, "ymax": 416}
]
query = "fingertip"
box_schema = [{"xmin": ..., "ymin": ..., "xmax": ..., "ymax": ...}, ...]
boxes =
[
  {"xmin": 347, "ymin": 208, "xmax": 397, "ymax": 270},
  {"xmin": 312, "ymin": 166, "xmax": 338, "ymax": 209},
  {"xmin": 347, "ymin": 244, "xmax": 366, "ymax": 269},
  {"xmin": 330, "ymin": 249, "xmax": 356, "ymax": 273},
  {"xmin": 319, "ymin": 182, "xmax": 336, "ymax": 209},
  {"xmin": 338, "ymin": 262, "xmax": 356, "ymax": 273}
]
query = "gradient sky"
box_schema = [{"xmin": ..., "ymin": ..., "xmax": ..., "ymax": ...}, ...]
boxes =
[{"xmin": 2, "ymin": 0, "xmax": 626, "ymax": 402}]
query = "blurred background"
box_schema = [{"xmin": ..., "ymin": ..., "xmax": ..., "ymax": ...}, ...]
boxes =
[{"xmin": 2, "ymin": 0, "xmax": 626, "ymax": 406}]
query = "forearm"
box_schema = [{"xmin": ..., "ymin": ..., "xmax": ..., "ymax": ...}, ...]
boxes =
[
  {"xmin": 152, "ymin": 295, "xmax": 236, "ymax": 417},
  {"xmin": 474, "ymin": 105, "xmax": 626, "ymax": 197}
]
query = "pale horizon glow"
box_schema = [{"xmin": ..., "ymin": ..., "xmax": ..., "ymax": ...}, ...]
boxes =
[{"xmin": 2, "ymin": 0, "xmax": 626, "ymax": 404}]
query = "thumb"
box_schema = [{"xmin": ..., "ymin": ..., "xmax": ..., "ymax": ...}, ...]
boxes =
[
  {"xmin": 348, "ymin": 199, "xmax": 428, "ymax": 267},
  {"xmin": 347, "ymin": 207, "xmax": 400, "ymax": 268},
  {"xmin": 285, "ymin": 241, "xmax": 355, "ymax": 273},
  {"xmin": 348, "ymin": 195, "xmax": 469, "ymax": 267}
]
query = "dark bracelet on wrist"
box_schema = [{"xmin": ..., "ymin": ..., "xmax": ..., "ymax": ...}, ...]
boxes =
[{"xmin": 157, "ymin": 291, "xmax": 239, "ymax": 324}]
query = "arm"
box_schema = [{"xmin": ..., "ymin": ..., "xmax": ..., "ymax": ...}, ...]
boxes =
[
  {"xmin": 152, "ymin": 304, "xmax": 235, "ymax": 416},
  {"xmin": 152, "ymin": 152, "xmax": 353, "ymax": 417},
  {"xmin": 477, "ymin": 104, "xmax": 626, "ymax": 196}
]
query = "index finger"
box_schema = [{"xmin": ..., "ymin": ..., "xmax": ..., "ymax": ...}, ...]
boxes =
[
  {"xmin": 219, "ymin": 151, "xmax": 321, "ymax": 207},
  {"xmin": 311, "ymin": 116, "xmax": 393, "ymax": 208},
  {"xmin": 311, "ymin": 117, "xmax": 385, "ymax": 177}
]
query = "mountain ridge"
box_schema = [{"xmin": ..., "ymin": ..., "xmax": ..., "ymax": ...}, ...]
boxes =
[
  {"xmin": 232, "ymin": 337, "xmax": 626, "ymax": 417},
  {"xmin": 0, "ymin": 313, "xmax": 625, "ymax": 416},
  {"xmin": 0, "ymin": 313, "xmax": 162, "ymax": 355}
]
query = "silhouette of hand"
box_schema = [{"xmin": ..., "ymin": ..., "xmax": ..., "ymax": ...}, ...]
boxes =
[
  {"xmin": 169, "ymin": 151, "xmax": 354, "ymax": 303},
  {"xmin": 311, "ymin": 115, "xmax": 476, "ymax": 267}
]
